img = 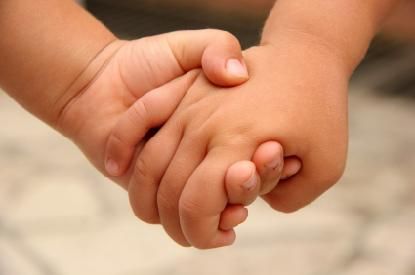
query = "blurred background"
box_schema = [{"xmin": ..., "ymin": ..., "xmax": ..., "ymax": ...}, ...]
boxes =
[{"xmin": 1, "ymin": 1, "xmax": 415, "ymax": 274}]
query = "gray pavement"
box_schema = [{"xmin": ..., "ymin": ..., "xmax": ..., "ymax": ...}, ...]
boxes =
[{"xmin": 1, "ymin": 86, "xmax": 415, "ymax": 275}]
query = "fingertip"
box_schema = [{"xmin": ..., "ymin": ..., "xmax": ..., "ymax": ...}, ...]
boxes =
[
  {"xmin": 104, "ymin": 137, "xmax": 130, "ymax": 177},
  {"xmin": 221, "ymin": 229, "xmax": 237, "ymax": 247},
  {"xmin": 202, "ymin": 57, "xmax": 248, "ymax": 87},
  {"xmin": 226, "ymin": 161, "xmax": 260, "ymax": 205},
  {"xmin": 201, "ymin": 38, "xmax": 249, "ymax": 87},
  {"xmin": 219, "ymin": 205, "xmax": 248, "ymax": 231},
  {"xmin": 225, "ymin": 58, "xmax": 249, "ymax": 81},
  {"xmin": 281, "ymin": 157, "xmax": 302, "ymax": 180},
  {"xmin": 226, "ymin": 160, "xmax": 256, "ymax": 189},
  {"xmin": 210, "ymin": 229, "xmax": 237, "ymax": 249},
  {"xmin": 252, "ymin": 141, "xmax": 284, "ymax": 169},
  {"xmin": 105, "ymin": 158, "xmax": 120, "ymax": 176},
  {"xmin": 250, "ymin": 141, "xmax": 285, "ymax": 195}
]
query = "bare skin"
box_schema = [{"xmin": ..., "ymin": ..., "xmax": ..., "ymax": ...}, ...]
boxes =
[
  {"xmin": 124, "ymin": 0, "xmax": 401, "ymax": 249},
  {"xmin": 0, "ymin": 0, "xmax": 299, "ymax": 240},
  {"xmin": 383, "ymin": 0, "xmax": 415, "ymax": 42},
  {"xmin": 1, "ymin": 0, "xmax": 401, "ymax": 249}
]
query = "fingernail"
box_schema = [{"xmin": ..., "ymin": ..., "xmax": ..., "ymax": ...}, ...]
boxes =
[
  {"xmin": 244, "ymin": 169, "xmax": 257, "ymax": 191},
  {"xmin": 106, "ymin": 159, "xmax": 119, "ymax": 176},
  {"xmin": 266, "ymin": 158, "xmax": 281, "ymax": 170},
  {"xmin": 226, "ymin": 59, "xmax": 248, "ymax": 78}
]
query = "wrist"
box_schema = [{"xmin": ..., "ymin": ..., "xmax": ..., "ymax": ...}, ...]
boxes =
[
  {"xmin": 260, "ymin": 28, "xmax": 356, "ymax": 79},
  {"xmin": 260, "ymin": 0, "xmax": 399, "ymax": 76},
  {"xmin": 54, "ymin": 39, "xmax": 127, "ymax": 136}
]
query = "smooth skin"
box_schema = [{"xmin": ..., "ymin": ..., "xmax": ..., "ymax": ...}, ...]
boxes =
[
  {"xmin": 0, "ymin": 0, "xmax": 299, "ymax": 240},
  {"xmin": 132, "ymin": 41, "xmax": 348, "ymax": 249},
  {"xmin": 126, "ymin": 0, "xmax": 401, "ymax": 249},
  {"xmin": 57, "ymin": 30, "xmax": 301, "ymax": 229},
  {"xmin": 1, "ymin": 0, "xmax": 401, "ymax": 249}
]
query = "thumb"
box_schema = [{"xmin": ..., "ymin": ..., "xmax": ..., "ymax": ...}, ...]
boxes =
[{"xmin": 167, "ymin": 29, "xmax": 249, "ymax": 87}]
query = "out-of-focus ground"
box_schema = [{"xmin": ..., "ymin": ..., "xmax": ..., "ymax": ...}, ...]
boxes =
[{"xmin": 2, "ymin": 1, "xmax": 415, "ymax": 275}]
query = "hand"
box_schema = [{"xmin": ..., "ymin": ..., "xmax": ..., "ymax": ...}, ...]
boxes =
[
  {"xmin": 131, "ymin": 39, "xmax": 348, "ymax": 248},
  {"xmin": 56, "ymin": 29, "xmax": 250, "ymax": 189},
  {"xmin": 56, "ymin": 29, "xmax": 301, "ymax": 237}
]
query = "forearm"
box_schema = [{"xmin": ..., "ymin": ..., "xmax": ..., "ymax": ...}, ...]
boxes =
[
  {"xmin": 261, "ymin": 0, "xmax": 401, "ymax": 74},
  {"xmin": 0, "ymin": 0, "xmax": 116, "ymax": 125}
]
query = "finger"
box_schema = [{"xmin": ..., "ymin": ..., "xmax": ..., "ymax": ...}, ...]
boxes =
[
  {"xmin": 127, "ymin": 120, "xmax": 183, "ymax": 225},
  {"xmin": 225, "ymin": 161, "xmax": 260, "ymax": 205},
  {"xmin": 126, "ymin": 72, "xmax": 198, "ymax": 224},
  {"xmin": 156, "ymin": 130, "xmax": 209, "ymax": 247},
  {"xmin": 220, "ymin": 161, "xmax": 258, "ymax": 232},
  {"xmin": 179, "ymin": 143, "xmax": 254, "ymax": 249},
  {"xmin": 104, "ymin": 72, "xmax": 198, "ymax": 177},
  {"xmin": 115, "ymin": 29, "xmax": 247, "ymax": 103},
  {"xmin": 166, "ymin": 29, "xmax": 249, "ymax": 87},
  {"xmin": 219, "ymin": 205, "xmax": 248, "ymax": 231},
  {"xmin": 281, "ymin": 156, "xmax": 302, "ymax": 180},
  {"xmin": 251, "ymin": 141, "xmax": 284, "ymax": 195}
]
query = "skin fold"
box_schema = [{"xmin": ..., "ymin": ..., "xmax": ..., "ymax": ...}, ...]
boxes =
[{"xmin": 0, "ymin": 0, "xmax": 401, "ymax": 249}]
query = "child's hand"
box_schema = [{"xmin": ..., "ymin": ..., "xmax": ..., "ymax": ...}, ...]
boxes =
[
  {"xmin": 131, "ymin": 40, "xmax": 349, "ymax": 248},
  {"xmin": 56, "ymin": 29, "xmax": 299, "ymax": 236},
  {"xmin": 56, "ymin": 29, "xmax": 250, "ymax": 189}
]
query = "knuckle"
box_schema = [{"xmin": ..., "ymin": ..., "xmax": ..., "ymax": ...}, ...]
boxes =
[
  {"xmin": 210, "ymin": 131, "xmax": 252, "ymax": 150},
  {"xmin": 130, "ymin": 160, "xmax": 160, "ymax": 222},
  {"xmin": 141, "ymin": 215, "xmax": 160, "ymax": 225},
  {"xmin": 130, "ymin": 205, "xmax": 160, "ymax": 224},
  {"xmin": 128, "ymin": 191, "xmax": 160, "ymax": 224},
  {"xmin": 179, "ymin": 196, "xmax": 203, "ymax": 219},
  {"xmin": 157, "ymin": 188, "xmax": 177, "ymax": 214},
  {"xmin": 134, "ymin": 157, "xmax": 150, "ymax": 180},
  {"xmin": 131, "ymin": 100, "xmax": 149, "ymax": 123},
  {"xmin": 107, "ymin": 123, "xmax": 129, "ymax": 150},
  {"xmin": 176, "ymin": 240, "xmax": 192, "ymax": 248},
  {"xmin": 183, "ymin": 126, "xmax": 207, "ymax": 145}
]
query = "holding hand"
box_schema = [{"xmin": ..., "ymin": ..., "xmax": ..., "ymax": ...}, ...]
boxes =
[
  {"xmin": 130, "ymin": 36, "xmax": 348, "ymax": 248},
  {"xmin": 57, "ymin": 29, "xmax": 300, "ymax": 244},
  {"xmin": 57, "ymin": 29, "xmax": 250, "ymax": 187}
]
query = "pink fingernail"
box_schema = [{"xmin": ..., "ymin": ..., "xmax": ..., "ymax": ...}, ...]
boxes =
[
  {"xmin": 106, "ymin": 159, "xmax": 119, "ymax": 176},
  {"xmin": 226, "ymin": 59, "xmax": 248, "ymax": 78}
]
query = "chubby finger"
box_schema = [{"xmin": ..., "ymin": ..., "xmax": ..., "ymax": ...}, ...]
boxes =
[
  {"xmin": 251, "ymin": 141, "xmax": 302, "ymax": 193},
  {"xmin": 251, "ymin": 141, "xmax": 285, "ymax": 195},
  {"xmin": 281, "ymin": 156, "xmax": 302, "ymax": 180},
  {"xmin": 223, "ymin": 142, "xmax": 301, "ymax": 217},
  {"xmin": 127, "ymin": 72, "xmax": 199, "ymax": 225},
  {"xmin": 219, "ymin": 205, "xmax": 248, "ymax": 231},
  {"xmin": 220, "ymin": 161, "xmax": 258, "ymax": 232},
  {"xmin": 166, "ymin": 29, "xmax": 249, "ymax": 87},
  {"xmin": 105, "ymin": 72, "xmax": 197, "ymax": 177},
  {"xmin": 127, "ymin": 123, "xmax": 182, "ymax": 225},
  {"xmin": 179, "ymin": 143, "xmax": 254, "ymax": 249},
  {"xmin": 225, "ymin": 161, "xmax": 260, "ymax": 206},
  {"xmin": 156, "ymin": 132, "xmax": 209, "ymax": 247}
]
